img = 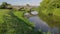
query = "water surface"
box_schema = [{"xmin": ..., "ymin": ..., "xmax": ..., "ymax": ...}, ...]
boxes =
[{"xmin": 28, "ymin": 16, "xmax": 59, "ymax": 34}]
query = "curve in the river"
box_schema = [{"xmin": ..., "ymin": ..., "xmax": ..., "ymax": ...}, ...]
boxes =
[
  {"xmin": 29, "ymin": 16, "xmax": 50, "ymax": 32},
  {"xmin": 28, "ymin": 16, "xmax": 59, "ymax": 34}
]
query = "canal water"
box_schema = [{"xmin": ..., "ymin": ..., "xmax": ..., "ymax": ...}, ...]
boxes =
[{"xmin": 28, "ymin": 16, "xmax": 59, "ymax": 34}]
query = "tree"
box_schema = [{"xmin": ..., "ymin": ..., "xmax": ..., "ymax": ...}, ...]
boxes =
[
  {"xmin": 0, "ymin": 2, "xmax": 12, "ymax": 9},
  {"xmin": 0, "ymin": 2, "xmax": 8, "ymax": 9}
]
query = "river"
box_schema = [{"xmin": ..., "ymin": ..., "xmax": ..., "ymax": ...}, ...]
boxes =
[{"xmin": 28, "ymin": 16, "xmax": 59, "ymax": 34}]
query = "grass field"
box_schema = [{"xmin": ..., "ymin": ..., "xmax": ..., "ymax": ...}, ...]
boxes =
[
  {"xmin": 0, "ymin": 9, "xmax": 10, "ymax": 23},
  {"xmin": 0, "ymin": 9, "xmax": 36, "ymax": 34},
  {"xmin": 13, "ymin": 10, "xmax": 35, "ymax": 27}
]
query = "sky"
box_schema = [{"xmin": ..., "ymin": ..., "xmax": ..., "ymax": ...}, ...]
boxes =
[{"xmin": 0, "ymin": 0, "xmax": 42, "ymax": 6}]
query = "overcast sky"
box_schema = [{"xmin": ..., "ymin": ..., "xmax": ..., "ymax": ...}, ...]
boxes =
[{"xmin": 0, "ymin": 0, "xmax": 42, "ymax": 6}]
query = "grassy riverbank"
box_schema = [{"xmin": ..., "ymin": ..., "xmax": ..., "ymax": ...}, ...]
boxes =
[
  {"xmin": 13, "ymin": 10, "xmax": 35, "ymax": 27},
  {"xmin": 0, "ymin": 9, "xmax": 36, "ymax": 34}
]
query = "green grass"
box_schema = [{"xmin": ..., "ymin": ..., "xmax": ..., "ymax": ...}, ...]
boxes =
[
  {"xmin": 0, "ymin": 9, "xmax": 36, "ymax": 34},
  {"xmin": 0, "ymin": 9, "xmax": 35, "ymax": 28},
  {"xmin": 13, "ymin": 11, "xmax": 35, "ymax": 27},
  {"xmin": 0, "ymin": 9, "xmax": 10, "ymax": 23}
]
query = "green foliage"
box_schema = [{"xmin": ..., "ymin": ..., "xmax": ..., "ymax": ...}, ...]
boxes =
[
  {"xmin": 0, "ymin": 2, "xmax": 12, "ymax": 9},
  {"xmin": 40, "ymin": 0, "xmax": 60, "ymax": 10},
  {"xmin": 39, "ymin": 0, "xmax": 60, "ymax": 29},
  {"xmin": 0, "ymin": 2, "xmax": 8, "ymax": 9}
]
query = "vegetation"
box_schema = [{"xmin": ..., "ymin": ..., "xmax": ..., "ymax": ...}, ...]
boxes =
[
  {"xmin": 0, "ymin": 1, "xmax": 52, "ymax": 34},
  {"xmin": 0, "ymin": 9, "xmax": 36, "ymax": 34},
  {"xmin": 39, "ymin": 0, "xmax": 60, "ymax": 29},
  {"xmin": 0, "ymin": 2, "xmax": 12, "ymax": 9},
  {"xmin": 0, "ymin": 9, "xmax": 45, "ymax": 34}
]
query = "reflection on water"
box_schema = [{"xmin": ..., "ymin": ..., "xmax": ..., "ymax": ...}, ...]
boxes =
[{"xmin": 28, "ymin": 16, "xmax": 59, "ymax": 34}]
